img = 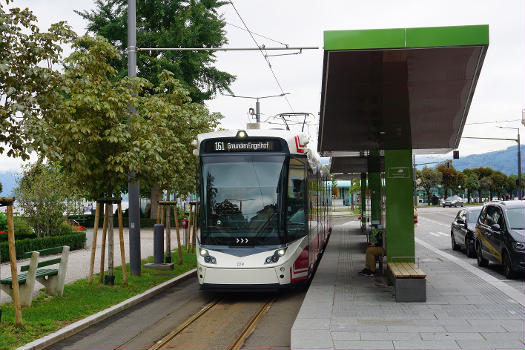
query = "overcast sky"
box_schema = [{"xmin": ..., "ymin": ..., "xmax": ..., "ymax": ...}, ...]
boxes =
[{"xmin": 1, "ymin": 0, "xmax": 524, "ymax": 171}]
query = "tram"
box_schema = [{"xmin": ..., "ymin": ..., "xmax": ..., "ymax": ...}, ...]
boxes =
[{"xmin": 195, "ymin": 128, "xmax": 331, "ymax": 289}]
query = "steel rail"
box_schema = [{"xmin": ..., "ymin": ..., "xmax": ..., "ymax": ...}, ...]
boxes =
[
  {"xmin": 227, "ymin": 299, "xmax": 275, "ymax": 350},
  {"xmin": 148, "ymin": 299, "xmax": 219, "ymax": 350}
]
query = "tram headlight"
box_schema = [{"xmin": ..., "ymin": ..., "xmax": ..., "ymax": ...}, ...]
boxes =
[
  {"xmin": 237, "ymin": 130, "xmax": 247, "ymax": 138},
  {"xmin": 199, "ymin": 248, "xmax": 208, "ymax": 257},
  {"xmin": 277, "ymin": 248, "xmax": 287, "ymax": 257}
]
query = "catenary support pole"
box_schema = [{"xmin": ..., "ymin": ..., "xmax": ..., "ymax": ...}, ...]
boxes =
[{"xmin": 128, "ymin": 0, "xmax": 141, "ymax": 276}]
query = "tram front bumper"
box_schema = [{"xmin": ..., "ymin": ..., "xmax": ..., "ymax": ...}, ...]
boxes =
[{"xmin": 197, "ymin": 265, "xmax": 285, "ymax": 287}]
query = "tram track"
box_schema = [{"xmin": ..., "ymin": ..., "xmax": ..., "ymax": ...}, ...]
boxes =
[{"xmin": 149, "ymin": 297, "xmax": 275, "ymax": 350}]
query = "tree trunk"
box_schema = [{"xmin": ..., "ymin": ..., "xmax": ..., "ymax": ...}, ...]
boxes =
[
  {"xmin": 150, "ymin": 184, "xmax": 162, "ymax": 219},
  {"xmin": 467, "ymin": 189, "xmax": 471, "ymax": 203},
  {"xmin": 165, "ymin": 191, "xmax": 172, "ymax": 263},
  {"xmin": 478, "ymin": 190, "xmax": 482, "ymax": 203},
  {"xmin": 107, "ymin": 202, "xmax": 114, "ymax": 280}
]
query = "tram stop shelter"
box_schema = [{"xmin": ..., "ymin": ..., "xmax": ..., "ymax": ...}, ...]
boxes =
[{"xmin": 318, "ymin": 25, "xmax": 489, "ymax": 263}]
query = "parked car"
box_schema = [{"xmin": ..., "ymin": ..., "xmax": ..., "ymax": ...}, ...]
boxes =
[
  {"xmin": 451, "ymin": 207, "xmax": 482, "ymax": 258},
  {"xmin": 474, "ymin": 200, "xmax": 525, "ymax": 278},
  {"xmin": 443, "ymin": 195, "xmax": 464, "ymax": 207}
]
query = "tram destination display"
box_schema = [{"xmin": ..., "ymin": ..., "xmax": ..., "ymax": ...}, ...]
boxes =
[{"xmin": 203, "ymin": 138, "xmax": 283, "ymax": 153}]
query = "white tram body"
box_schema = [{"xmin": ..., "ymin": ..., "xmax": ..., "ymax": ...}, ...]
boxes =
[{"xmin": 196, "ymin": 128, "xmax": 331, "ymax": 290}]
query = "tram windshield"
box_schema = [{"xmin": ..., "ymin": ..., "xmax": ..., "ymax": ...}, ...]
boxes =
[{"xmin": 201, "ymin": 155, "xmax": 286, "ymax": 245}]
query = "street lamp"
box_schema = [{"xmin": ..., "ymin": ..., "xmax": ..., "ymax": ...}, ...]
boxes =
[{"xmin": 496, "ymin": 126, "xmax": 522, "ymax": 199}]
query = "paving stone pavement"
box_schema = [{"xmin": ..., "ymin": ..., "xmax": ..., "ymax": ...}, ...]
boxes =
[
  {"xmin": 291, "ymin": 221, "xmax": 525, "ymax": 350},
  {"xmin": 0, "ymin": 227, "xmax": 189, "ymax": 305}
]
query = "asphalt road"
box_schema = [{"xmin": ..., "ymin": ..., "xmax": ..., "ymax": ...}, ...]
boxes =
[{"xmin": 416, "ymin": 205, "xmax": 525, "ymax": 295}]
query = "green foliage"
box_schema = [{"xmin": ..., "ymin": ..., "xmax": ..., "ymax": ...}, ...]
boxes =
[
  {"xmin": 0, "ymin": 232, "xmax": 86, "ymax": 262},
  {"xmin": 76, "ymin": 0, "xmax": 234, "ymax": 103},
  {"xmin": 489, "ymin": 171, "xmax": 507, "ymax": 198},
  {"xmin": 0, "ymin": 1, "xmax": 75, "ymax": 159},
  {"xmin": 14, "ymin": 163, "xmax": 83, "ymax": 237},
  {"xmin": 36, "ymin": 35, "xmax": 149, "ymax": 199},
  {"xmin": 463, "ymin": 171, "xmax": 480, "ymax": 203},
  {"xmin": 0, "ymin": 248, "xmax": 196, "ymax": 349},
  {"xmin": 138, "ymin": 70, "xmax": 221, "ymax": 195},
  {"xmin": 0, "ymin": 211, "xmax": 6, "ymax": 230},
  {"xmin": 37, "ymin": 35, "xmax": 221, "ymax": 200},
  {"xmin": 419, "ymin": 167, "xmax": 442, "ymax": 203},
  {"xmin": 13, "ymin": 216, "xmax": 33, "ymax": 236},
  {"xmin": 437, "ymin": 164, "xmax": 459, "ymax": 197},
  {"xmin": 0, "ymin": 216, "xmax": 34, "ymax": 239}
]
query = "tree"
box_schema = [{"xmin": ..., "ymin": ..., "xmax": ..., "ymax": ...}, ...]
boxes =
[
  {"xmin": 463, "ymin": 171, "xmax": 480, "ymax": 203},
  {"xmin": 437, "ymin": 164, "xmax": 458, "ymax": 198},
  {"xmin": 14, "ymin": 163, "xmax": 83, "ymax": 237},
  {"xmin": 0, "ymin": 1, "xmax": 74, "ymax": 159},
  {"xmin": 479, "ymin": 176, "xmax": 493, "ymax": 202},
  {"xmin": 490, "ymin": 171, "xmax": 507, "ymax": 199},
  {"xmin": 139, "ymin": 70, "xmax": 221, "ymax": 200},
  {"xmin": 36, "ymin": 35, "xmax": 149, "ymax": 200},
  {"xmin": 419, "ymin": 167, "xmax": 442, "ymax": 204},
  {"xmin": 76, "ymin": 0, "xmax": 235, "ymax": 103}
]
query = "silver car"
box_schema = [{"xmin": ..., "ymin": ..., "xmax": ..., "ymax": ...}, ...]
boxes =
[{"xmin": 443, "ymin": 195, "xmax": 464, "ymax": 207}]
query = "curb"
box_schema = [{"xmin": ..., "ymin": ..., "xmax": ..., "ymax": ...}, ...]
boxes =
[{"xmin": 17, "ymin": 269, "xmax": 197, "ymax": 350}]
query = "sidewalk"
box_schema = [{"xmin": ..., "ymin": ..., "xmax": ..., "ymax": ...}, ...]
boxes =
[
  {"xmin": 0, "ymin": 227, "xmax": 188, "ymax": 305},
  {"xmin": 291, "ymin": 221, "xmax": 525, "ymax": 350}
]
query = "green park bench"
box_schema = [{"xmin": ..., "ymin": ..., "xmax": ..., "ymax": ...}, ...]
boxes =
[{"xmin": 0, "ymin": 246, "xmax": 70, "ymax": 307}]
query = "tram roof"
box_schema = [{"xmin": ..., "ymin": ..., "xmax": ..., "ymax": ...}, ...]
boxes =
[
  {"xmin": 197, "ymin": 128, "xmax": 321, "ymax": 161},
  {"xmin": 318, "ymin": 25, "xmax": 489, "ymax": 160}
]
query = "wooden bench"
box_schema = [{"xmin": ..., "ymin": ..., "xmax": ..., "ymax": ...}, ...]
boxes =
[
  {"xmin": 0, "ymin": 246, "xmax": 70, "ymax": 307},
  {"xmin": 387, "ymin": 262, "xmax": 426, "ymax": 302}
]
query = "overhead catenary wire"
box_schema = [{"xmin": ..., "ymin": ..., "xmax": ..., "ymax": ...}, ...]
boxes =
[
  {"xmin": 229, "ymin": 0, "xmax": 295, "ymax": 113},
  {"xmin": 465, "ymin": 119, "xmax": 521, "ymax": 125},
  {"xmin": 225, "ymin": 21, "xmax": 289, "ymax": 47}
]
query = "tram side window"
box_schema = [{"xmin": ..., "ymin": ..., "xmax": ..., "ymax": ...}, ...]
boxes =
[{"xmin": 287, "ymin": 158, "xmax": 307, "ymax": 241}]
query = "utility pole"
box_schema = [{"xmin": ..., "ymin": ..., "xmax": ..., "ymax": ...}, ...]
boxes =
[{"xmin": 128, "ymin": 0, "xmax": 141, "ymax": 275}]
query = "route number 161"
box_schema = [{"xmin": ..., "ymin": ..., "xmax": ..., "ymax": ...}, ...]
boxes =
[{"xmin": 215, "ymin": 142, "xmax": 225, "ymax": 151}]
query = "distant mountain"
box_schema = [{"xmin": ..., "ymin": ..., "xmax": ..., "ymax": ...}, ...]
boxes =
[
  {"xmin": 416, "ymin": 145, "xmax": 524, "ymax": 175},
  {"xmin": 0, "ymin": 171, "xmax": 18, "ymax": 196}
]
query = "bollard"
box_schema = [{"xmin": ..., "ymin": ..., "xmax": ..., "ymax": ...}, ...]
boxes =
[{"xmin": 153, "ymin": 224, "xmax": 164, "ymax": 265}]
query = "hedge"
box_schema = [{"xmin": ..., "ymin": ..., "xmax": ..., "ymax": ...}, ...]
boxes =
[{"xmin": 0, "ymin": 232, "xmax": 86, "ymax": 262}]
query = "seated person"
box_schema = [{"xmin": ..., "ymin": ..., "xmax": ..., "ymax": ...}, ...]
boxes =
[{"xmin": 359, "ymin": 227, "xmax": 384, "ymax": 277}]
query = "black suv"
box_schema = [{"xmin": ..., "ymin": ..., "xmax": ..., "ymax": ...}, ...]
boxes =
[{"xmin": 475, "ymin": 200, "xmax": 525, "ymax": 278}]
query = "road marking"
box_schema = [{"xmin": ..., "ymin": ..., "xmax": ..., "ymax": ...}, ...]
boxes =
[
  {"xmin": 429, "ymin": 232, "xmax": 440, "ymax": 237},
  {"xmin": 437, "ymin": 231, "xmax": 448, "ymax": 236},
  {"xmin": 415, "ymin": 238, "xmax": 525, "ymax": 307},
  {"xmin": 418, "ymin": 216, "xmax": 450, "ymax": 227}
]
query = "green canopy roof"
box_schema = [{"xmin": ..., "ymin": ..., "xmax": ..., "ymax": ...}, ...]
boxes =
[{"xmin": 318, "ymin": 25, "xmax": 489, "ymax": 158}]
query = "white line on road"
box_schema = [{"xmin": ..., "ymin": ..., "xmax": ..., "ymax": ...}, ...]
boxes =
[
  {"xmin": 418, "ymin": 217, "xmax": 450, "ymax": 227},
  {"xmin": 415, "ymin": 238, "xmax": 525, "ymax": 307},
  {"xmin": 437, "ymin": 231, "xmax": 448, "ymax": 236},
  {"xmin": 429, "ymin": 232, "xmax": 440, "ymax": 237}
]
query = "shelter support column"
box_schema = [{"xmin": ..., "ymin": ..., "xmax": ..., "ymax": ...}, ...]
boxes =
[
  {"xmin": 385, "ymin": 149, "xmax": 414, "ymax": 263},
  {"xmin": 360, "ymin": 173, "xmax": 366, "ymax": 226},
  {"xmin": 368, "ymin": 153, "xmax": 382, "ymax": 225}
]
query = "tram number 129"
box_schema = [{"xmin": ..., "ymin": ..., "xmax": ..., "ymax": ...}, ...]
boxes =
[{"xmin": 215, "ymin": 141, "xmax": 225, "ymax": 151}]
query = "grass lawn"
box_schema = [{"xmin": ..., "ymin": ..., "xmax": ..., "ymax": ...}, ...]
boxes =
[{"xmin": 0, "ymin": 248, "xmax": 196, "ymax": 350}]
